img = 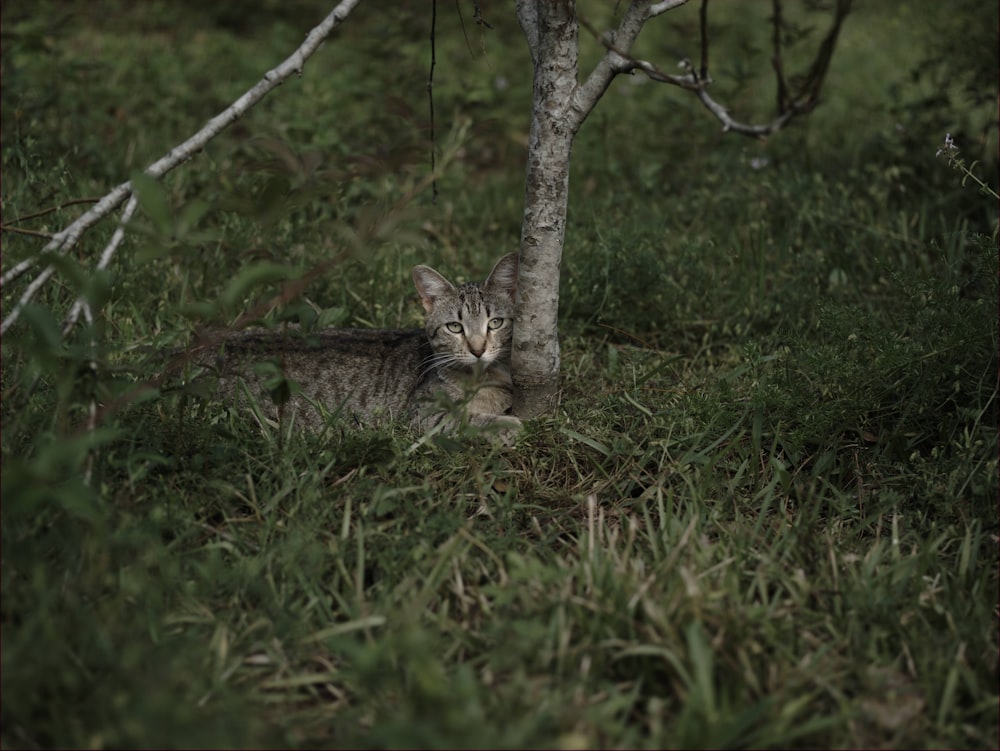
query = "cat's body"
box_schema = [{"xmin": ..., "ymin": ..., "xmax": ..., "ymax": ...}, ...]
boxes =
[{"xmin": 196, "ymin": 254, "xmax": 522, "ymax": 441}]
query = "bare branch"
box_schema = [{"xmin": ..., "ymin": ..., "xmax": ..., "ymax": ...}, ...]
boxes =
[
  {"xmin": 692, "ymin": 85, "xmax": 797, "ymax": 136},
  {"xmin": 515, "ymin": 0, "xmax": 541, "ymax": 64},
  {"xmin": 578, "ymin": 16, "xmax": 700, "ymax": 90},
  {"xmin": 649, "ymin": 0, "xmax": 690, "ymax": 16},
  {"xmin": 8, "ymin": 264, "xmax": 59, "ymax": 328},
  {"xmin": 771, "ymin": 0, "xmax": 791, "ymax": 113},
  {"xmin": 797, "ymin": 0, "xmax": 853, "ymax": 107},
  {"xmin": 1, "ymin": 0, "xmax": 363, "ymax": 336},
  {"xmin": 62, "ymin": 195, "xmax": 139, "ymax": 336},
  {"xmin": 698, "ymin": 0, "xmax": 709, "ymax": 82},
  {"xmin": 574, "ymin": 0, "xmax": 691, "ymax": 128},
  {"xmin": 3, "ymin": 198, "xmax": 100, "ymax": 226},
  {"xmin": 0, "ymin": 225, "xmax": 54, "ymax": 239},
  {"xmin": 429, "ymin": 0, "xmax": 439, "ymax": 203},
  {"xmin": 581, "ymin": 0, "xmax": 852, "ymax": 139},
  {"xmin": 0, "ymin": 184, "xmax": 125, "ymax": 289}
]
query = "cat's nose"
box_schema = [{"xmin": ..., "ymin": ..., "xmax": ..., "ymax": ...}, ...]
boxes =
[{"xmin": 468, "ymin": 337, "xmax": 486, "ymax": 358}]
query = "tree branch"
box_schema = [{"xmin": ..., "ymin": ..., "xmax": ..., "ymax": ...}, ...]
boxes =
[
  {"xmin": 573, "ymin": 0, "xmax": 690, "ymax": 130},
  {"xmin": 1, "ymin": 0, "xmax": 363, "ymax": 336},
  {"xmin": 796, "ymin": 0, "xmax": 853, "ymax": 107},
  {"xmin": 3, "ymin": 197, "xmax": 100, "ymax": 226},
  {"xmin": 580, "ymin": 0, "xmax": 852, "ymax": 139},
  {"xmin": 649, "ymin": 0, "xmax": 689, "ymax": 16},
  {"xmin": 771, "ymin": 0, "xmax": 791, "ymax": 113},
  {"xmin": 691, "ymin": 84, "xmax": 798, "ymax": 136},
  {"xmin": 61, "ymin": 195, "xmax": 139, "ymax": 335},
  {"xmin": 514, "ymin": 0, "xmax": 541, "ymax": 65},
  {"xmin": 0, "ymin": 225, "xmax": 54, "ymax": 239},
  {"xmin": 698, "ymin": 0, "xmax": 709, "ymax": 82}
]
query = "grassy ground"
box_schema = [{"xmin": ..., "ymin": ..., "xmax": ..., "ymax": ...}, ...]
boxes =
[{"xmin": 2, "ymin": 1, "xmax": 997, "ymax": 748}]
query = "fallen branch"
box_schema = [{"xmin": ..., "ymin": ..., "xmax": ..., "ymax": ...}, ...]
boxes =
[
  {"xmin": 1, "ymin": 0, "xmax": 363, "ymax": 336},
  {"xmin": 62, "ymin": 194, "xmax": 139, "ymax": 336}
]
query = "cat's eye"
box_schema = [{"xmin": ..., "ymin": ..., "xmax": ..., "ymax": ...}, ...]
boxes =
[
  {"xmin": 487, "ymin": 317, "xmax": 504, "ymax": 330},
  {"xmin": 445, "ymin": 322, "xmax": 463, "ymax": 334}
]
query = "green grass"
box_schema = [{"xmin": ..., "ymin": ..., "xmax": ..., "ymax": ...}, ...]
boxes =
[{"xmin": 2, "ymin": 0, "xmax": 997, "ymax": 748}]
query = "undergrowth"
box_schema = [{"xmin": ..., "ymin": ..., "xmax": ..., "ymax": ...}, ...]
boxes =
[{"xmin": 2, "ymin": 0, "xmax": 997, "ymax": 748}]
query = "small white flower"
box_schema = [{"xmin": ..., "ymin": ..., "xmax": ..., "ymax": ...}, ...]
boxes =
[{"xmin": 935, "ymin": 132, "xmax": 957, "ymax": 157}]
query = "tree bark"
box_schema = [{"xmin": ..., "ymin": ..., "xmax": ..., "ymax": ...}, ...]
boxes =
[
  {"xmin": 511, "ymin": 1, "xmax": 657, "ymax": 418},
  {"xmin": 512, "ymin": 0, "xmax": 581, "ymax": 418}
]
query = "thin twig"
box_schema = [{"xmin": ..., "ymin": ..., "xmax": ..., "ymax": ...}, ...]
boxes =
[
  {"xmin": 454, "ymin": 0, "xmax": 474, "ymax": 58},
  {"xmin": 429, "ymin": 0, "xmax": 439, "ymax": 203},
  {"xmin": 472, "ymin": 2, "xmax": 494, "ymax": 29},
  {"xmin": 771, "ymin": 0, "xmax": 790, "ymax": 112},
  {"xmin": 4, "ymin": 197, "xmax": 100, "ymax": 225},
  {"xmin": 0, "ymin": 225, "xmax": 54, "ymax": 238},
  {"xmin": 698, "ymin": 0, "xmax": 709, "ymax": 82},
  {"xmin": 797, "ymin": 0, "xmax": 853, "ymax": 107}
]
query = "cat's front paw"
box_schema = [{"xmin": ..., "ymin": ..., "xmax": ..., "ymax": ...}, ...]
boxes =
[{"xmin": 486, "ymin": 414, "xmax": 523, "ymax": 447}]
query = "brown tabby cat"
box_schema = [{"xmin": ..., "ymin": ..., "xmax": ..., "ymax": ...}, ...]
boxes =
[{"xmin": 198, "ymin": 254, "xmax": 522, "ymax": 442}]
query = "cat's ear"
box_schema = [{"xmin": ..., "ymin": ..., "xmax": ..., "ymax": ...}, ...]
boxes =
[
  {"xmin": 484, "ymin": 253, "xmax": 518, "ymax": 301},
  {"xmin": 412, "ymin": 265, "xmax": 456, "ymax": 313}
]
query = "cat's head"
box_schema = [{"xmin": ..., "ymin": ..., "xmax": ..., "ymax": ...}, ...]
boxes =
[{"xmin": 412, "ymin": 254, "xmax": 518, "ymax": 370}]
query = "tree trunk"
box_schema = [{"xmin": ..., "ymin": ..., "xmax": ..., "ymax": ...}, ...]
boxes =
[
  {"xmin": 512, "ymin": 0, "xmax": 581, "ymax": 418},
  {"xmin": 508, "ymin": 0, "xmax": 844, "ymax": 419}
]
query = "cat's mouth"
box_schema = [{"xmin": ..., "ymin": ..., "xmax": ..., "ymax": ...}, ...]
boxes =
[
  {"xmin": 464, "ymin": 355, "xmax": 491, "ymax": 368},
  {"xmin": 458, "ymin": 351, "xmax": 498, "ymax": 370}
]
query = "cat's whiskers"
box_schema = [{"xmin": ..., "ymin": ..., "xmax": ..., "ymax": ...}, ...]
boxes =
[{"xmin": 418, "ymin": 352, "xmax": 459, "ymax": 382}]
